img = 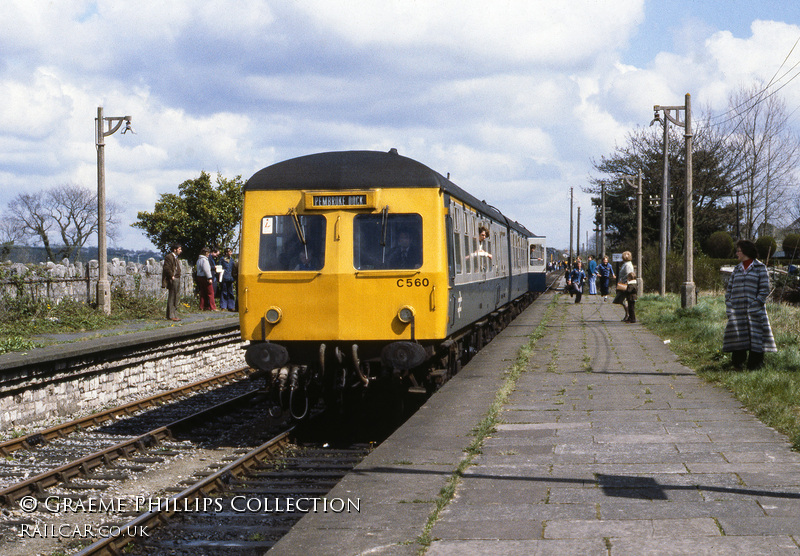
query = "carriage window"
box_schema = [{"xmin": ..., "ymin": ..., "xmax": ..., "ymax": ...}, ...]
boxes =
[
  {"xmin": 258, "ymin": 214, "xmax": 326, "ymax": 271},
  {"xmin": 530, "ymin": 243, "xmax": 544, "ymax": 266},
  {"xmin": 454, "ymin": 230, "xmax": 463, "ymax": 274},
  {"xmin": 463, "ymin": 235, "xmax": 471, "ymax": 274},
  {"xmin": 353, "ymin": 213, "xmax": 422, "ymax": 270}
]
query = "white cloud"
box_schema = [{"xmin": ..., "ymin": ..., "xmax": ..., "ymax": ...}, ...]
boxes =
[
  {"xmin": 297, "ymin": 0, "xmax": 644, "ymax": 66},
  {"xmin": 1, "ymin": 1, "xmax": 799, "ymax": 252}
]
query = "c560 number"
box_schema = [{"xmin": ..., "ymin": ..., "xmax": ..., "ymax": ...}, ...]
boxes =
[{"xmin": 397, "ymin": 278, "xmax": 429, "ymax": 288}]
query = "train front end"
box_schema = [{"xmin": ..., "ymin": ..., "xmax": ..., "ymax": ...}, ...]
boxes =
[{"xmin": 238, "ymin": 151, "xmax": 450, "ymax": 417}]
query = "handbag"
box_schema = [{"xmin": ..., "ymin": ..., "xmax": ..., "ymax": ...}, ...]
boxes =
[{"xmin": 615, "ymin": 282, "xmax": 628, "ymax": 292}]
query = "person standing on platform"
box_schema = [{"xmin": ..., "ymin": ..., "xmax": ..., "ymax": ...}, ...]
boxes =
[
  {"xmin": 624, "ymin": 270, "xmax": 638, "ymax": 323},
  {"xmin": 587, "ymin": 254, "xmax": 597, "ymax": 295},
  {"xmin": 162, "ymin": 243, "xmax": 182, "ymax": 321},
  {"xmin": 596, "ymin": 255, "xmax": 615, "ymax": 301},
  {"xmin": 613, "ymin": 251, "xmax": 634, "ymax": 321},
  {"xmin": 196, "ymin": 247, "xmax": 217, "ymax": 311},
  {"xmin": 567, "ymin": 259, "xmax": 586, "ymax": 303},
  {"xmin": 219, "ymin": 247, "xmax": 237, "ymax": 312},
  {"xmin": 209, "ymin": 247, "xmax": 221, "ymax": 300},
  {"xmin": 723, "ymin": 239, "xmax": 777, "ymax": 369}
]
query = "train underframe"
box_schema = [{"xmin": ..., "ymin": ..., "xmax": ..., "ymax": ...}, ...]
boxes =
[{"xmin": 245, "ymin": 291, "xmax": 538, "ymax": 421}]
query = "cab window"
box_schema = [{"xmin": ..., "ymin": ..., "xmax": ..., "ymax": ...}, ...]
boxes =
[
  {"xmin": 354, "ymin": 213, "xmax": 422, "ymax": 270},
  {"xmin": 258, "ymin": 214, "xmax": 326, "ymax": 271}
]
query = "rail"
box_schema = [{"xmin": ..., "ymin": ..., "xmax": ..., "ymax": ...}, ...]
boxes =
[{"xmin": 74, "ymin": 429, "xmax": 295, "ymax": 556}]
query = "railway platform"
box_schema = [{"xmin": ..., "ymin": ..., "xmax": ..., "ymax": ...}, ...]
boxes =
[
  {"xmin": 270, "ymin": 289, "xmax": 800, "ymax": 555},
  {"xmin": 26, "ymin": 309, "xmax": 238, "ymax": 347}
]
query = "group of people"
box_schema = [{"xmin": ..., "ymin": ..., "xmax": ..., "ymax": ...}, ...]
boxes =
[
  {"xmin": 563, "ymin": 238, "xmax": 776, "ymax": 370},
  {"xmin": 161, "ymin": 243, "xmax": 238, "ymax": 321},
  {"xmin": 564, "ymin": 252, "xmax": 637, "ymax": 323}
]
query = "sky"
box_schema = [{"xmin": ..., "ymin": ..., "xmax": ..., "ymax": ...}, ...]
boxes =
[{"xmin": 2, "ymin": 0, "xmax": 800, "ymax": 254}]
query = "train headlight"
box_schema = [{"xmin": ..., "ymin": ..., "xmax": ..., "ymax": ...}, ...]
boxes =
[
  {"xmin": 397, "ymin": 305, "xmax": 415, "ymax": 324},
  {"xmin": 265, "ymin": 306, "xmax": 282, "ymax": 324}
]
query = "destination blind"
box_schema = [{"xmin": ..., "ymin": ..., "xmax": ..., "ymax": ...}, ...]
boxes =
[{"xmin": 312, "ymin": 194, "xmax": 368, "ymax": 207}]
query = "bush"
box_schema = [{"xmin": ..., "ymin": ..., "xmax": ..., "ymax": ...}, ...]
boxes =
[
  {"xmin": 639, "ymin": 244, "xmax": 734, "ymax": 294},
  {"xmin": 704, "ymin": 231, "xmax": 734, "ymax": 258},
  {"xmin": 756, "ymin": 236, "xmax": 777, "ymax": 261},
  {"xmin": 111, "ymin": 286, "xmax": 163, "ymax": 319},
  {"xmin": 783, "ymin": 233, "xmax": 800, "ymax": 259}
]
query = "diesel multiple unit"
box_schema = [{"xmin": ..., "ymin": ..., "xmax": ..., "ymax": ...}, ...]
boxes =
[{"xmin": 239, "ymin": 149, "xmax": 546, "ymax": 418}]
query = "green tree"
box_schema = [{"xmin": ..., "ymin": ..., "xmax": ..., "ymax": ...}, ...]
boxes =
[
  {"xmin": 588, "ymin": 123, "xmax": 736, "ymax": 255},
  {"xmin": 704, "ymin": 231, "xmax": 734, "ymax": 258},
  {"xmin": 783, "ymin": 233, "xmax": 800, "ymax": 259},
  {"xmin": 755, "ymin": 236, "xmax": 777, "ymax": 261},
  {"xmin": 133, "ymin": 172, "xmax": 244, "ymax": 262}
]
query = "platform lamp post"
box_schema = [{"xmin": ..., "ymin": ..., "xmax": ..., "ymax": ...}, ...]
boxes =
[
  {"xmin": 623, "ymin": 169, "xmax": 643, "ymax": 291},
  {"xmin": 652, "ymin": 94, "xmax": 694, "ymax": 308},
  {"xmin": 95, "ymin": 106, "xmax": 132, "ymax": 315}
]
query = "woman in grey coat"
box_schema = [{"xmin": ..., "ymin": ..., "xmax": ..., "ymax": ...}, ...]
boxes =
[{"xmin": 723, "ymin": 239, "xmax": 777, "ymax": 369}]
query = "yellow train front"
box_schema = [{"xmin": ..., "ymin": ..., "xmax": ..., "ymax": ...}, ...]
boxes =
[{"xmin": 239, "ymin": 149, "xmax": 538, "ymax": 418}]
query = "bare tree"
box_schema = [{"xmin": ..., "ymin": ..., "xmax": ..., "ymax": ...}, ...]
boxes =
[
  {"xmin": 0, "ymin": 215, "xmax": 23, "ymax": 259},
  {"xmin": 7, "ymin": 183, "xmax": 119, "ymax": 263},
  {"xmin": 721, "ymin": 84, "xmax": 800, "ymax": 239},
  {"xmin": 0, "ymin": 215, "xmax": 24, "ymax": 244}
]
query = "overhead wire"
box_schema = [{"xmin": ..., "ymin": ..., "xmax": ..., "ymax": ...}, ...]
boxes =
[{"xmin": 710, "ymin": 35, "xmax": 800, "ymax": 127}]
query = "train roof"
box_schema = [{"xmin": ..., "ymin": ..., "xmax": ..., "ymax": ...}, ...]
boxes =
[{"xmin": 245, "ymin": 149, "xmax": 537, "ymax": 237}]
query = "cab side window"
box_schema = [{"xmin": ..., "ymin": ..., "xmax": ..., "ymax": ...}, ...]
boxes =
[
  {"xmin": 354, "ymin": 213, "xmax": 422, "ymax": 270},
  {"xmin": 258, "ymin": 214, "xmax": 326, "ymax": 271}
]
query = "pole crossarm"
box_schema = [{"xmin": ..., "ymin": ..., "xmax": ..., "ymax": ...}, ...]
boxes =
[
  {"xmin": 96, "ymin": 116, "xmax": 132, "ymax": 145},
  {"xmin": 653, "ymin": 105, "xmax": 685, "ymax": 126}
]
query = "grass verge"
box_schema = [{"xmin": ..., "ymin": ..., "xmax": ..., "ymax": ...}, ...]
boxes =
[
  {"xmin": 637, "ymin": 293, "xmax": 800, "ymax": 450},
  {"xmin": 0, "ymin": 288, "xmax": 202, "ymax": 354}
]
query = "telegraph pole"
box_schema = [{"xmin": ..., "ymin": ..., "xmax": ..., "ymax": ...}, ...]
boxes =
[
  {"xmin": 576, "ymin": 206, "xmax": 581, "ymax": 260},
  {"xmin": 682, "ymin": 93, "xmax": 695, "ymax": 308},
  {"xmin": 95, "ymin": 107, "xmax": 132, "ymax": 315},
  {"xmin": 623, "ymin": 169, "xmax": 644, "ymax": 291},
  {"xmin": 601, "ymin": 183, "xmax": 606, "ymax": 257},
  {"xmin": 652, "ymin": 94, "xmax": 694, "ymax": 307},
  {"xmin": 569, "ymin": 187, "xmax": 574, "ymax": 266},
  {"xmin": 651, "ymin": 108, "xmax": 669, "ymax": 296}
]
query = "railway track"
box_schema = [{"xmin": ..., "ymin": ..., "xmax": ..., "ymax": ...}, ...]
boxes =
[
  {"xmin": 0, "ymin": 367, "xmax": 285, "ymax": 555},
  {"xmin": 0, "ymin": 367, "xmax": 254, "ymax": 457},
  {"xmin": 75, "ymin": 431, "xmax": 372, "ymax": 555},
  {"xmin": 0, "ymin": 361, "xmax": 370, "ymax": 556}
]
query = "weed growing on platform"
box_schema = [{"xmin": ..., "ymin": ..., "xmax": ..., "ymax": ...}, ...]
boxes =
[
  {"xmin": 638, "ymin": 293, "xmax": 800, "ymax": 450},
  {"xmin": 415, "ymin": 297, "xmax": 556, "ymax": 552}
]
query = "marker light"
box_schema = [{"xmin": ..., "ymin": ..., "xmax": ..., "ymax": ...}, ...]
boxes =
[
  {"xmin": 265, "ymin": 306, "xmax": 282, "ymax": 324},
  {"xmin": 398, "ymin": 305, "xmax": 415, "ymax": 324}
]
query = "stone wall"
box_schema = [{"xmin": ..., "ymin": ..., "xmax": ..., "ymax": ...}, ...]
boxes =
[
  {"xmin": 0, "ymin": 257, "xmax": 194, "ymax": 304},
  {"xmin": 0, "ymin": 327, "xmax": 246, "ymax": 429}
]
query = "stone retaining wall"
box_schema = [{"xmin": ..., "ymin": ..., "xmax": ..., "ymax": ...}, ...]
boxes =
[
  {"xmin": 0, "ymin": 328, "xmax": 246, "ymax": 429},
  {"xmin": 0, "ymin": 257, "xmax": 194, "ymax": 304}
]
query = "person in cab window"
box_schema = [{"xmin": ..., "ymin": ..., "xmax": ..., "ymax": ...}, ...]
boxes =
[
  {"xmin": 388, "ymin": 230, "xmax": 420, "ymax": 269},
  {"xmin": 295, "ymin": 248, "xmax": 315, "ymax": 270},
  {"xmin": 465, "ymin": 226, "xmax": 492, "ymax": 271},
  {"xmin": 477, "ymin": 225, "xmax": 493, "ymax": 270}
]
